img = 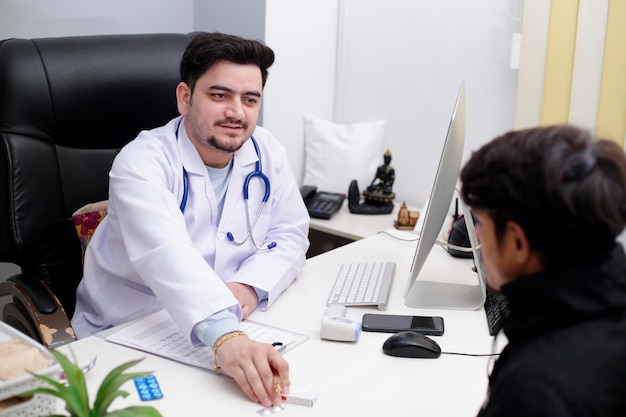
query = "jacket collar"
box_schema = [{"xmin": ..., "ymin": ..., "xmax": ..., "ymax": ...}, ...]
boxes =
[{"xmin": 500, "ymin": 244, "xmax": 626, "ymax": 341}]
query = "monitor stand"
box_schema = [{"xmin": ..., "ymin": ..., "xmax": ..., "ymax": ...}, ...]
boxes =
[
  {"xmin": 404, "ymin": 279, "xmax": 485, "ymax": 310},
  {"xmin": 404, "ymin": 193, "xmax": 486, "ymax": 311}
]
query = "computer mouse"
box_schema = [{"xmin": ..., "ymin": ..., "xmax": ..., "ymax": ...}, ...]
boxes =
[{"xmin": 382, "ymin": 331, "xmax": 442, "ymax": 358}]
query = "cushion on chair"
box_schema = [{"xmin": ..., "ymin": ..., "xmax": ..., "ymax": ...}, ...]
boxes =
[{"xmin": 72, "ymin": 201, "xmax": 109, "ymax": 266}]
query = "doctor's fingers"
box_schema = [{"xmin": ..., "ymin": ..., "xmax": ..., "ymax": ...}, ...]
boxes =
[
  {"xmin": 249, "ymin": 347, "xmax": 288, "ymax": 407},
  {"xmin": 268, "ymin": 349, "xmax": 290, "ymax": 392},
  {"xmin": 219, "ymin": 340, "xmax": 285, "ymax": 407}
]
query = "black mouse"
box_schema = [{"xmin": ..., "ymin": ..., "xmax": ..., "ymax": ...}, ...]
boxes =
[{"xmin": 382, "ymin": 331, "xmax": 442, "ymax": 358}]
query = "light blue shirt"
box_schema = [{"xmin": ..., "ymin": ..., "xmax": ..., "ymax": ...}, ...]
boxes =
[
  {"xmin": 206, "ymin": 161, "xmax": 232, "ymax": 225},
  {"xmin": 193, "ymin": 160, "xmax": 268, "ymax": 347}
]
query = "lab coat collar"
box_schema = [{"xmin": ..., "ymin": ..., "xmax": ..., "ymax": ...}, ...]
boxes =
[{"xmin": 176, "ymin": 117, "xmax": 259, "ymax": 176}]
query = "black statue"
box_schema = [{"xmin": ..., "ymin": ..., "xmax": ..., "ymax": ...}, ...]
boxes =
[
  {"xmin": 348, "ymin": 149, "xmax": 395, "ymax": 214},
  {"xmin": 367, "ymin": 149, "xmax": 395, "ymax": 195}
]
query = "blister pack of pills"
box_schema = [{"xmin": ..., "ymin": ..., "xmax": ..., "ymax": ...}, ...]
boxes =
[{"xmin": 133, "ymin": 375, "xmax": 164, "ymax": 401}]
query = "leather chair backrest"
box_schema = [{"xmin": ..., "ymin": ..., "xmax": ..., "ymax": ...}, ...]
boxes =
[{"xmin": 0, "ymin": 33, "xmax": 192, "ymax": 316}]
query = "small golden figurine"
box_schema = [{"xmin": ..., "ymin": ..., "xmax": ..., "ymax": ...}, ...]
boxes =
[{"xmin": 394, "ymin": 202, "xmax": 419, "ymax": 230}]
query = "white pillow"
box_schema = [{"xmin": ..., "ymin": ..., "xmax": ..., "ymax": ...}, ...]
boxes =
[{"xmin": 303, "ymin": 114, "xmax": 387, "ymax": 195}]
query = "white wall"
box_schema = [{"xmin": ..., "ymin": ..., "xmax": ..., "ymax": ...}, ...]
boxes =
[
  {"xmin": 264, "ymin": 0, "xmax": 522, "ymax": 209},
  {"xmin": 263, "ymin": 0, "xmax": 340, "ymax": 183},
  {"xmin": 0, "ymin": 0, "xmax": 194, "ymax": 38},
  {"xmin": 337, "ymin": 0, "xmax": 521, "ymax": 208},
  {"xmin": 194, "ymin": 0, "xmax": 266, "ymax": 42}
]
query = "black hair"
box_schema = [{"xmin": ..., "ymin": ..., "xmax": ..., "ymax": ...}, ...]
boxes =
[
  {"xmin": 180, "ymin": 32, "xmax": 275, "ymax": 93},
  {"xmin": 460, "ymin": 125, "xmax": 626, "ymax": 269}
]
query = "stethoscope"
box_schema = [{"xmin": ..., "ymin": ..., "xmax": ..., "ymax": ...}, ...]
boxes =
[{"xmin": 176, "ymin": 118, "xmax": 276, "ymax": 250}]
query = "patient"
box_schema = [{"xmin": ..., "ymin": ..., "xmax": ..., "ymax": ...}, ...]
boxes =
[{"xmin": 460, "ymin": 125, "xmax": 626, "ymax": 416}]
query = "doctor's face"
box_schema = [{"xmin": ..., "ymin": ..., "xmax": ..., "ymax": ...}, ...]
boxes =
[{"xmin": 177, "ymin": 60, "xmax": 262, "ymax": 167}]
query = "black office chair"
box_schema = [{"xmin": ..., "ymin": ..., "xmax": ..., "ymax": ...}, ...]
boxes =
[{"xmin": 0, "ymin": 33, "xmax": 193, "ymax": 348}]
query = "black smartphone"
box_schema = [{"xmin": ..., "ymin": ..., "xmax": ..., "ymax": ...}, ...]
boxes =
[{"xmin": 361, "ymin": 313, "xmax": 445, "ymax": 335}]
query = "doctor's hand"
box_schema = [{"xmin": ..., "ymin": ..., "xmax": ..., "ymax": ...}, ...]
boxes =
[
  {"xmin": 215, "ymin": 333, "xmax": 290, "ymax": 407},
  {"xmin": 226, "ymin": 282, "xmax": 258, "ymax": 319}
]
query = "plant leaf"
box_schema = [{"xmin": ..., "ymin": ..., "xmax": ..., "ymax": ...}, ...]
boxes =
[
  {"xmin": 92, "ymin": 358, "xmax": 152, "ymax": 417},
  {"xmin": 52, "ymin": 350, "xmax": 91, "ymax": 417},
  {"xmin": 20, "ymin": 386, "xmax": 65, "ymax": 401},
  {"xmin": 17, "ymin": 350, "xmax": 161, "ymax": 417},
  {"xmin": 93, "ymin": 372, "xmax": 151, "ymax": 416},
  {"xmin": 22, "ymin": 349, "xmax": 90, "ymax": 417},
  {"xmin": 104, "ymin": 406, "xmax": 163, "ymax": 417}
]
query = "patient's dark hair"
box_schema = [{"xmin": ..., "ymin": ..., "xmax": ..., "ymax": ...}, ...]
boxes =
[
  {"xmin": 460, "ymin": 125, "xmax": 626, "ymax": 269},
  {"xmin": 180, "ymin": 32, "xmax": 275, "ymax": 93}
]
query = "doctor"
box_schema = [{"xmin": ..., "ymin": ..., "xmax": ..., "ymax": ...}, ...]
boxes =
[{"xmin": 72, "ymin": 32, "xmax": 310, "ymax": 408}]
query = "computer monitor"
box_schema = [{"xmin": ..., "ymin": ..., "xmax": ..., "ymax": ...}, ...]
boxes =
[{"xmin": 404, "ymin": 81, "xmax": 486, "ymax": 310}]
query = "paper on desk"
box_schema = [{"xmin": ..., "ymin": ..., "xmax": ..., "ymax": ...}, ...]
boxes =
[{"xmin": 105, "ymin": 309, "xmax": 307, "ymax": 371}]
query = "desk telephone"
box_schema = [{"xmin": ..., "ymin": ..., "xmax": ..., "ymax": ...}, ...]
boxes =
[{"xmin": 300, "ymin": 185, "xmax": 345, "ymax": 219}]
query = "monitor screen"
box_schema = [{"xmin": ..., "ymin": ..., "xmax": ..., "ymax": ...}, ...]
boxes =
[{"xmin": 404, "ymin": 81, "xmax": 486, "ymax": 310}]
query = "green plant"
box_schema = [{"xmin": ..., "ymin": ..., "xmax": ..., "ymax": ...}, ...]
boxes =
[{"xmin": 23, "ymin": 349, "xmax": 163, "ymax": 417}]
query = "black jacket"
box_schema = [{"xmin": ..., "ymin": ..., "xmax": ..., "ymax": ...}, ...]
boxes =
[{"xmin": 477, "ymin": 244, "xmax": 626, "ymax": 417}]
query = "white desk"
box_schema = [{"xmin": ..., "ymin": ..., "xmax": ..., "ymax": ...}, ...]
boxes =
[
  {"xmin": 307, "ymin": 201, "xmax": 412, "ymax": 257},
  {"xmin": 58, "ymin": 231, "xmax": 499, "ymax": 416},
  {"xmin": 309, "ymin": 200, "xmax": 402, "ymax": 241}
]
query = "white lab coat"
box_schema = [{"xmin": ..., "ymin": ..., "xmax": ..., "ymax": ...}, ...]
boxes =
[{"xmin": 72, "ymin": 116, "xmax": 310, "ymax": 342}]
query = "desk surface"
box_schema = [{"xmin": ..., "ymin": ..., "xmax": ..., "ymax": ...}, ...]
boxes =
[
  {"xmin": 309, "ymin": 200, "xmax": 403, "ymax": 241},
  {"xmin": 59, "ymin": 230, "xmax": 499, "ymax": 416}
]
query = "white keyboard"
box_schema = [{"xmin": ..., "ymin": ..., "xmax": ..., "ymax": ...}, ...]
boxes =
[{"xmin": 326, "ymin": 262, "xmax": 396, "ymax": 310}]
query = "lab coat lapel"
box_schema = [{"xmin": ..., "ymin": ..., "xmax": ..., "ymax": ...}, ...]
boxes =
[
  {"xmin": 177, "ymin": 125, "xmax": 206, "ymax": 177},
  {"xmin": 177, "ymin": 122, "xmax": 216, "ymax": 217}
]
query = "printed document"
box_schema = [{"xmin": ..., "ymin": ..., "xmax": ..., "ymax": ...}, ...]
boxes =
[{"xmin": 105, "ymin": 309, "xmax": 307, "ymax": 371}]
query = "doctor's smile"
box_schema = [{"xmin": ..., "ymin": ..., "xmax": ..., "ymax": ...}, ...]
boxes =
[{"xmin": 217, "ymin": 120, "xmax": 248, "ymax": 132}]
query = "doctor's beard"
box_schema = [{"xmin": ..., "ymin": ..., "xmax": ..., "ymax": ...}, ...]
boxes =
[
  {"xmin": 201, "ymin": 119, "xmax": 252, "ymax": 154},
  {"xmin": 207, "ymin": 134, "xmax": 246, "ymax": 153}
]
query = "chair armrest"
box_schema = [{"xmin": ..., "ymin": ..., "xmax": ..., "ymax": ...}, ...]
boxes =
[{"xmin": 0, "ymin": 275, "xmax": 76, "ymax": 349}]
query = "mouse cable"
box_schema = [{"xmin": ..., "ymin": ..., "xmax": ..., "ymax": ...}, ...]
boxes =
[
  {"xmin": 376, "ymin": 230, "xmax": 419, "ymax": 242},
  {"xmin": 441, "ymin": 351, "xmax": 500, "ymax": 357},
  {"xmin": 444, "ymin": 335, "xmax": 504, "ymax": 360},
  {"xmin": 376, "ymin": 230, "xmax": 476, "ymax": 252}
]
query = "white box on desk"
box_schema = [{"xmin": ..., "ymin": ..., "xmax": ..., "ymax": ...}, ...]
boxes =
[{"xmin": 0, "ymin": 321, "xmax": 60, "ymax": 417}]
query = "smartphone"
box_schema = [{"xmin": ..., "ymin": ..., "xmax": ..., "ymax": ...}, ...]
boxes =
[{"xmin": 361, "ymin": 313, "xmax": 445, "ymax": 335}]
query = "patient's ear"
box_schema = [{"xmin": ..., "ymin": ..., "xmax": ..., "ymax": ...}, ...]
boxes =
[{"xmin": 507, "ymin": 221, "xmax": 543, "ymax": 274}]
